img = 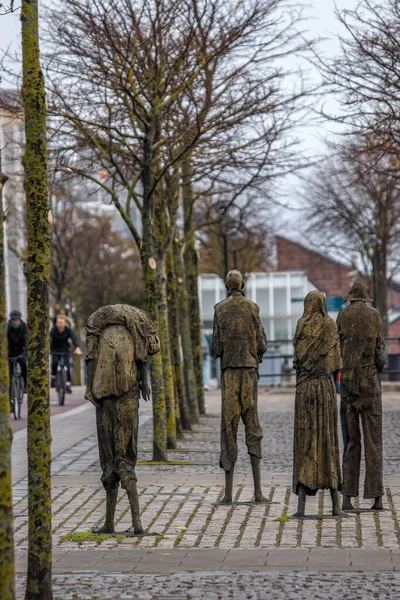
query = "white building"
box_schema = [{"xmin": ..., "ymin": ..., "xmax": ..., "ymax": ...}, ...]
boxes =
[
  {"xmin": 199, "ymin": 272, "xmax": 343, "ymax": 385},
  {"xmin": 0, "ymin": 96, "xmax": 27, "ymax": 318}
]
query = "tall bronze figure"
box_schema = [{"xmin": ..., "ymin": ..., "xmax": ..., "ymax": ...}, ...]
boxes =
[
  {"xmin": 337, "ymin": 281, "xmax": 387, "ymax": 511},
  {"xmin": 212, "ymin": 270, "xmax": 268, "ymax": 504},
  {"xmin": 292, "ymin": 291, "xmax": 346, "ymax": 517},
  {"xmin": 85, "ymin": 304, "xmax": 160, "ymax": 534}
]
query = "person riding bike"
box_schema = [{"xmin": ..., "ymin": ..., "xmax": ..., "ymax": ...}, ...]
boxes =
[
  {"xmin": 7, "ymin": 309, "xmax": 28, "ymax": 393},
  {"xmin": 50, "ymin": 314, "xmax": 82, "ymax": 393}
]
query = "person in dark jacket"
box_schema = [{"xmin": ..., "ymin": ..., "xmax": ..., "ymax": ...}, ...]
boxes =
[
  {"xmin": 7, "ymin": 309, "xmax": 28, "ymax": 392},
  {"xmin": 338, "ymin": 280, "xmax": 387, "ymax": 511},
  {"xmin": 50, "ymin": 314, "xmax": 82, "ymax": 392}
]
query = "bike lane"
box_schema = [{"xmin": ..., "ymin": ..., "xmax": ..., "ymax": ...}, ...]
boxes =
[{"xmin": 11, "ymin": 385, "xmax": 88, "ymax": 433}]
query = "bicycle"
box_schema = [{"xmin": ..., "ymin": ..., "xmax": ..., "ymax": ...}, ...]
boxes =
[
  {"xmin": 52, "ymin": 352, "xmax": 71, "ymax": 406},
  {"xmin": 8, "ymin": 354, "xmax": 25, "ymax": 420}
]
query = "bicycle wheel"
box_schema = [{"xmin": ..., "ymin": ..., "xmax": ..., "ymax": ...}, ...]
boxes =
[
  {"xmin": 10, "ymin": 378, "xmax": 17, "ymax": 420},
  {"xmin": 17, "ymin": 377, "xmax": 23, "ymax": 419},
  {"xmin": 57, "ymin": 368, "xmax": 66, "ymax": 406}
]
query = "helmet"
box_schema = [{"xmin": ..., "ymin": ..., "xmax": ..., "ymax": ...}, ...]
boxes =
[{"xmin": 9, "ymin": 310, "xmax": 22, "ymax": 319}]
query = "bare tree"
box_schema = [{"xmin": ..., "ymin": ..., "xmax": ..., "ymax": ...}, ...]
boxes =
[
  {"xmin": 44, "ymin": 0, "xmax": 314, "ymax": 458},
  {"xmin": 196, "ymin": 194, "xmax": 276, "ymax": 278},
  {"xmin": 318, "ymin": 0, "xmax": 400, "ymax": 152},
  {"xmin": 303, "ymin": 137, "xmax": 400, "ymax": 336}
]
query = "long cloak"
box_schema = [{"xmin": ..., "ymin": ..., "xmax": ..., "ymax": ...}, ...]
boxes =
[{"xmin": 292, "ymin": 291, "xmax": 342, "ymax": 496}]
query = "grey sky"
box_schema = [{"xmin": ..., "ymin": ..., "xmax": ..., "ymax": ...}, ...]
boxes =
[
  {"xmin": 0, "ymin": 0, "xmax": 359, "ymax": 76},
  {"xmin": 0, "ymin": 0, "xmax": 359, "ymax": 212}
]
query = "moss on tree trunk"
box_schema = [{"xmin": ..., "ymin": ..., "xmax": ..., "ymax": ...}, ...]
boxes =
[
  {"xmin": 182, "ymin": 160, "xmax": 205, "ymax": 414},
  {"xmin": 0, "ymin": 168, "xmax": 15, "ymax": 600},
  {"xmin": 141, "ymin": 252, "xmax": 168, "ymax": 462},
  {"xmin": 166, "ymin": 248, "xmax": 191, "ymax": 433},
  {"xmin": 21, "ymin": 2, "xmax": 53, "ymax": 598},
  {"xmin": 173, "ymin": 236, "xmax": 199, "ymax": 424},
  {"xmin": 156, "ymin": 256, "xmax": 177, "ymax": 449}
]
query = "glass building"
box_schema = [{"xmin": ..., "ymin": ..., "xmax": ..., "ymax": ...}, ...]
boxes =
[{"xmin": 199, "ymin": 272, "xmax": 327, "ymax": 385}]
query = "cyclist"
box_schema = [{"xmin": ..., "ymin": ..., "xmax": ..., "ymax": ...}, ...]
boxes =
[
  {"xmin": 50, "ymin": 314, "xmax": 82, "ymax": 393},
  {"xmin": 7, "ymin": 309, "xmax": 28, "ymax": 393}
]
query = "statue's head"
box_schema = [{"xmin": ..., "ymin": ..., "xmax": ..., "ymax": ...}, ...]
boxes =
[
  {"xmin": 344, "ymin": 280, "xmax": 371, "ymax": 303},
  {"xmin": 303, "ymin": 290, "xmax": 327, "ymax": 316},
  {"xmin": 225, "ymin": 270, "xmax": 244, "ymax": 292}
]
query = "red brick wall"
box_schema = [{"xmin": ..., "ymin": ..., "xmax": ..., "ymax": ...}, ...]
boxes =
[
  {"xmin": 388, "ymin": 288, "xmax": 400, "ymax": 310},
  {"xmin": 276, "ymin": 236, "xmax": 354, "ymax": 297},
  {"xmin": 388, "ymin": 319, "xmax": 400, "ymax": 353}
]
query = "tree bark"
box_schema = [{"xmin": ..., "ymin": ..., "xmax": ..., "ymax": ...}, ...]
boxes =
[
  {"xmin": 375, "ymin": 244, "xmax": 389, "ymax": 338},
  {"xmin": 0, "ymin": 167, "xmax": 15, "ymax": 600},
  {"xmin": 140, "ymin": 127, "xmax": 168, "ymax": 462},
  {"xmin": 141, "ymin": 252, "xmax": 168, "ymax": 461},
  {"xmin": 156, "ymin": 255, "xmax": 177, "ymax": 449},
  {"xmin": 166, "ymin": 247, "xmax": 191, "ymax": 433},
  {"xmin": 182, "ymin": 159, "xmax": 205, "ymax": 414},
  {"xmin": 21, "ymin": 2, "xmax": 53, "ymax": 598},
  {"xmin": 173, "ymin": 236, "xmax": 199, "ymax": 424}
]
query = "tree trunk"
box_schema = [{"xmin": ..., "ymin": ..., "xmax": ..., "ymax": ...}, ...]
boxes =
[
  {"xmin": 0, "ymin": 167, "xmax": 15, "ymax": 600},
  {"xmin": 182, "ymin": 159, "xmax": 205, "ymax": 414},
  {"xmin": 375, "ymin": 244, "xmax": 388, "ymax": 338},
  {"xmin": 156, "ymin": 255, "xmax": 177, "ymax": 449},
  {"xmin": 141, "ymin": 252, "xmax": 168, "ymax": 462},
  {"xmin": 21, "ymin": 2, "xmax": 53, "ymax": 598},
  {"xmin": 166, "ymin": 247, "xmax": 191, "ymax": 433},
  {"xmin": 140, "ymin": 128, "xmax": 168, "ymax": 462},
  {"xmin": 71, "ymin": 313, "xmax": 81, "ymax": 385},
  {"xmin": 173, "ymin": 236, "xmax": 199, "ymax": 424}
]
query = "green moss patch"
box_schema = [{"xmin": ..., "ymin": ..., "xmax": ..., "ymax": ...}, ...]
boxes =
[{"xmin": 60, "ymin": 532, "xmax": 126, "ymax": 544}]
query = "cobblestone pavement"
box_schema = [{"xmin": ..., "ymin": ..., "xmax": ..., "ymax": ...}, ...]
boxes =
[
  {"xmin": 15, "ymin": 571, "xmax": 400, "ymax": 599},
  {"xmin": 12, "ymin": 388, "xmax": 400, "ymax": 598},
  {"xmin": 12, "ymin": 391, "xmax": 400, "ymax": 552}
]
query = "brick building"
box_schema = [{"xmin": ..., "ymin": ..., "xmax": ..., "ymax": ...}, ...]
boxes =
[
  {"xmin": 276, "ymin": 236, "xmax": 357, "ymax": 298},
  {"xmin": 276, "ymin": 236, "xmax": 400, "ymax": 351}
]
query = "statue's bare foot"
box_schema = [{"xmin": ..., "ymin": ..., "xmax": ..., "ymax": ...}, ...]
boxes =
[
  {"xmin": 218, "ymin": 496, "xmax": 233, "ymax": 505},
  {"xmin": 133, "ymin": 522, "xmax": 145, "ymax": 535},
  {"xmin": 332, "ymin": 508, "xmax": 350, "ymax": 518},
  {"xmin": 255, "ymin": 494, "xmax": 269, "ymax": 503},
  {"xmin": 92, "ymin": 524, "xmax": 115, "ymax": 534},
  {"xmin": 292, "ymin": 511, "xmax": 305, "ymax": 518},
  {"xmin": 342, "ymin": 497, "xmax": 354, "ymax": 511},
  {"xmin": 371, "ymin": 497, "xmax": 383, "ymax": 510}
]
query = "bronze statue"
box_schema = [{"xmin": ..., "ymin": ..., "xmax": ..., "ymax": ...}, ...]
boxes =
[
  {"xmin": 292, "ymin": 291, "xmax": 347, "ymax": 518},
  {"xmin": 337, "ymin": 281, "xmax": 387, "ymax": 511},
  {"xmin": 212, "ymin": 270, "xmax": 268, "ymax": 503},
  {"xmin": 85, "ymin": 304, "xmax": 160, "ymax": 534}
]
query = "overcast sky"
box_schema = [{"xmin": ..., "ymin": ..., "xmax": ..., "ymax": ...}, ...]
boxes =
[
  {"xmin": 0, "ymin": 0, "xmax": 359, "ymax": 222},
  {"xmin": 0, "ymin": 0, "xmax": 359, "ymax": 84}
]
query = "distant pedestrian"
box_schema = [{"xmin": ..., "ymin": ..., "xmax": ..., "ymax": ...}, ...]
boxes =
[{"xmin": 7, "ymin": 309, "xmax": 28, "ymax": 392}]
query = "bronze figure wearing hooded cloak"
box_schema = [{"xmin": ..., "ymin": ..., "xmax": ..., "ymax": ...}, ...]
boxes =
[
  {"xmin": 85, "ymin": 304, "xmax": 160, "ymax": 534},
  {"xmin": 337, "ymin": 281, "xmax": 387, "ymax": 511},
  {"xmin": 212, "ymin": 270, "xmax": 268, "ymax": 504},
  {"xmin": 292, "ymin": 291, "xmax": 346, "ymax": 517}
]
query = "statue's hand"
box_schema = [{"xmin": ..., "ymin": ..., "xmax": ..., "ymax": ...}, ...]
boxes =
[
  {"xmin": 140, "ymin": 380, "xmax": 151, "ymax": 402},
  {"xmin": 85, "ymin": 390, "xmax": 99, "ymax": 408}
]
